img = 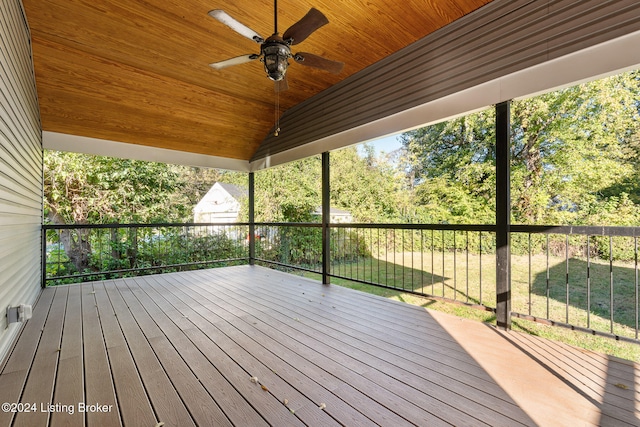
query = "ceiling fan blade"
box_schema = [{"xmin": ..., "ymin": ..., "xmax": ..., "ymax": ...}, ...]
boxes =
[
  {"xmin": 294, "ymin": 52, "xmax": 344, "ymax": 74},
  {"xmin": 208, "ymin": 10, "xmax": 264, "ymax": 43},
  {"xmin": 282, "ymin": 8, "xmax": 328, "ymax": 45},
  {"xmin": 275, "ymin": 77, "xmax": 289, "ymax": 93},
  {"xmin": 209, "ymin": 54, "xmax": 259, "ymax": 70}
]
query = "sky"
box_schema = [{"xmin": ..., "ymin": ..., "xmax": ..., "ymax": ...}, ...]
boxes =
[{"xmin": 356, "ymin": 134, "xmax": 403, "ymax": 157}]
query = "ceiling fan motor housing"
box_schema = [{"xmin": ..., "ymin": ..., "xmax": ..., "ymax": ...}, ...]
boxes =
[{"xmin": 261, "ymin": 35, "xmax": 292, "ymax": 81}]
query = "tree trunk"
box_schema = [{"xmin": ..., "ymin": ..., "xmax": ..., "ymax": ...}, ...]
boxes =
[
  {"xmin": 47, "ymin": 209, "xmax": 92, "ymax": 273},
  {"xmin": 517, "ymin": 131, "xmax": 543, "ymax": 222},
  {"xmin": 127, "ymin": 227, "xmax": 138, "ymax": 269},
  {"xmin": 111, "ymin": 228, "xmax": 121, "ymax": 261}
]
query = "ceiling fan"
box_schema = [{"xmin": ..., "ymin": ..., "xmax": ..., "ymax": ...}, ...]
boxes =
[{"xmin": 208, "ymin": 1, "xmax": 344, "ymax": 91}]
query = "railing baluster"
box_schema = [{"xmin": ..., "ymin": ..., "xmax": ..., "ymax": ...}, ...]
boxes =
[
  {"xmin": 610, "ymin": 236, "xmax": 614, "ymax": 334},
  {"xmin": 393, "ymin": 229, "xmax": 397, "ymax": 288},
  {"xmin": 401, "ymin": 229, "xmax": 405, "ymax": 291},
  {"xmin": 377, "ymin": 228, "xmax": 380, "ymax": 285},
  {"xmin": 368, "ymin": 228, "xmax": 371, "ymax": 284},
  {"xmin": 528, "ymin": 233, "xmax": 532, "ymax": 316},
  {"xmin": 545, "ymin": 234, "xmax": 550, "ymax": 320},
  {"xmin": 431, "ymin": 229, "xmax": 435, "ymax": 294},
  {"xmin": 441, "ymin": 230, "xmax": 445, "ymax": 298},
  {"xmin": 635, "ymin": 236, "xmax": 638, "ymax": 340},
  {"xmin": 355, "ymin": 229, "xmax": 364, "ymax": 280},
  {"xmin": 479, "ymin": 231, "xmax": 483, "ymax": 306},
  {"xmin": 410, "ymin": 229, "xmax": 414, "ymax": 293},
  {"xmin": 385, "ymin": 228, "xmax": 389, "ymax": 286},
  {"xmin": 56, "ymin": 235, "xmax": 61, "ymax": 279},
  {"xmin": 565, "ymin": 234, "xmax": 569, "ymax": 324},
  {"xmin": 420, "ymin": 229, "xmax": 424, "ymax": 294},
  {"xmin": 453, "ymin": 230, "xmax": 457, "ymax": 301},
  {"xmin": 587, "ymin": 235, "xmax": 591, "ymax": 330},
  {"xmin": 349, "ymin": 226, "xmax": 353, "ymax": 280},
  {"xmin": 466, "ymin": 231, "xmax": 469, "ymax": 304}
]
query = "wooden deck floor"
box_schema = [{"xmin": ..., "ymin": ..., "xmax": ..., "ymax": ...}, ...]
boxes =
[{"xmin": 0, "ymin": 265, "xmax": 638, "ymax": 426}]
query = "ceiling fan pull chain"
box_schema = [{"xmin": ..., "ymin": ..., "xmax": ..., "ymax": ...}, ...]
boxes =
[{"xmin": 274, "ymin": 89, "xmax": 280, "ymax": 136}]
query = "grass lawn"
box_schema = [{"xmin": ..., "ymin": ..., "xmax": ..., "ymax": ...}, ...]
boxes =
[{"xmin": 302, "ymin": 251, "xmax": 640, "ymax": 362}]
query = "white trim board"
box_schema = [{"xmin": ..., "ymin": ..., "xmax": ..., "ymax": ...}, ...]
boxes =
[{"xmin": 43, "ymin": 132, "xmax": 250, "ymax": 171}]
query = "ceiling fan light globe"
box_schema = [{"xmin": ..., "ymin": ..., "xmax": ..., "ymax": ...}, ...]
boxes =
[
  {"xmin": 263, "ymin": 43, "xmax": 290, "ymax": 81},
  {"xmin": 264, "ymin": 59, "xmax": 287, "ymax": 81},
  {"xmin": 267, "ymin": 70, "xmax": 286, "ymax": 81}
]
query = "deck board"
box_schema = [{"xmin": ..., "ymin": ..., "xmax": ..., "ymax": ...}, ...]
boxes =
[
  {"xmin": 189, "ymin": 276, "xmax": 483, "ymax": 426},
  {"xmin": 50, "ymin": 284, "xmax": 84, "ymax": 427},
  {"xmin": 102, "ymin": 280, "xmax": 196, "ymax": 427},
  {"xmin": 81, "ymin": 284, "xmax": 122, "ymax": 427},
  {"xmin": 120, "ymin": 278, "xmax": 277, "ymax": 427},
  {"xmin": 132, "ymin": 275, "xmax": 330, "ymax": 426},
  {"xmin": 0, "ymin": 287, "xmax": 55, "ymax": 427},
  {"xmin": 112, "ymin": 280, "xmax": 233, "ymax": 427},
  {"xmin": 141, "ymin": 275, "xmax": 420, "ymax": 427},
  {"xmin": 92, "ymin": 282, "xmax": 157, "ymax": 427},
  {"xmin": 0, "ymin": 265, "xmax": 639, "ymax": 426},
  {"xmin": 163, "ymin": 272, "xmax": 429, "ymax": 426},
  {"xmin": 194, "ymin": 269, "xmax": 529, "ymax": 426},
  {"xmin": 14, "ymin": 286, "xmax": 68, "ymax": 427}
]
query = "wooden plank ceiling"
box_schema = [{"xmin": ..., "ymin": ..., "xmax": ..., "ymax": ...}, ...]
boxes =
[{"xmin": 23, "ymin": 0, "xmax": 493, "ymax": 162}]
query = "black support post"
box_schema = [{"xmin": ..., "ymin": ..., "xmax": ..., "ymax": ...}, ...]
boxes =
[
  {"xmin": 322, "ymin": 152, "xmax": 330, "ymax": 284},
  {"xmin": 248, "ymin": 171, "xmax": 255, "ymax": 266},
  {"xmin": 496, "ymin": 101, "xmax": 511, "ymax": 329}
]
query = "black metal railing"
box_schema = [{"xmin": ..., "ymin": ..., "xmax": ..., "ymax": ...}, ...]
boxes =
[
  {"xmin": 43, "ymin": 222, "xmax": 250, "ymax": 286},
  {"xmin": 510, "ymin": 225, "xmax": 640, "ymax": 342},
  {"xmin": 42, "ymin": 221, "xmax": 640, "ymax": 342},
  {"xmin": 251, "ymin": 222, "xmax": 640, "ymax": 342},
  {"xmin": 329, "ymin": 224, "xmax": 497, "ymax": 310},
  {"xmin": 252, "ymin": 222, "xmax": 323, "ymax": 273}
]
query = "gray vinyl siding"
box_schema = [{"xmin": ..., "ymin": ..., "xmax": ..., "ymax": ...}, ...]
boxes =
[
  {"xmin": 0, "ymin": 0, "xmax": 43, "ymax": 362},
  {"xmin": 252, "ymin": 0, "xmax": 640, "ymax": 161}
]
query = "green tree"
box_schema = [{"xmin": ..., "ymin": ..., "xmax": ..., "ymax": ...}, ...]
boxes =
[
  {"xmin": 44, "ymin": 151, "xmax": 193, "ymax": 224},
  {"xmin": 44, "ymin": 151, "xmax": 191, "ymax": 271},
  {"xmin": 330, "ymin": 146, "xmax": 409, "ymax": 222},
  {"xmin": 248, "ymin": 147, "xmax": 410, "ymax": 223},
  {"xmin": 510, "ymin": 73, "xmax": 639, "ymax": 223},
  {"xmin": 251, "ymin": 156, "xmax": 321, "ymax": 222},
  {"xmin": 401, "ymin": 70, "xmax": 640, "ymax": 225},
  {"xmin": 400, "ymin": 109, "xmax": 497, "ymax": 223}
]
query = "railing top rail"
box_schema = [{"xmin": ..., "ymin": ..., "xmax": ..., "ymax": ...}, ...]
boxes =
[
  {"xmin": 329, "ymin": 223, "xmax": 497, "ymax": 231},
  {"xmin": 42, "ymin": 222, "xmax": 640, "ymax": 236},
  {"xmin": 254, "ymin": 222, "xmax": 322, "ymax": 227},
  {"xmin": 511, "ymin": 224, "xmax": 640, "ymax": 237},
  {"xmin": 43, "ymin": 222, "xmax": 252, "ymax": 230}
]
